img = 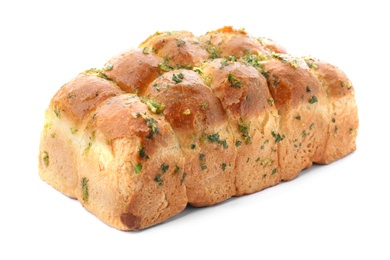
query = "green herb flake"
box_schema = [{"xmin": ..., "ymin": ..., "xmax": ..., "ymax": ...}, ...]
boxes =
[
  {"xmin": 235, "ymin": 140, "xmax": 242, "ymax": 147},
  {"xmin": 201, "ymin": 102, "xmax": 208, "ymax": 110},
  {"xmin": 67, "ymin": 93, "xmax": 76, "ymax": 99},
  {"xmin": 221, "ymin": 140, "xmax": 228, "ymax": 149},
  {"xmin": 145, "ymin": 99, "xmax": 165, "ymax": 114},
  {"xmin": 290, "ymin": 59, "xmax": 299, "ymax": 68},
  {"xmin": 159, "ymin": 61, "xmax": 172, "ymax": 72},
  {"xmin": 221, "ymin": 163, "xmax": 227, "ymax": 171},
  {"xmin": 84, "ymin": 68, "xmax": 111, "ymax": 80},
  {"xmin": 239, "ymin": 121, "xmax": 251, "ymax": 144},
  {"xmin": 175, "ymin": 39, "xmax": 186, "ymax": 47},
  {"xmin": 219, "ymin": 59, "xmax": 230, "ymax": 69},
  {"xmin": 54, "ymin": 106, "xmax": 61, "ymax": 118},
  {"xmin": 199, "ymin": 153, "xmax": 205, "ymax": 161},
  {"xmin": 272, "ymin": 168, "xmax": 277, "ymax": 175},
  {"xmin": 104, "ymin": 64, "xmax": 113, "ymax": 71},
  {"xmin": 271, "ymin": 131, "xmax": 285, "ymax": 143},
  {"xmin": 134, "ymin": 163, "xmax": 143, "ymax": 174},
  {"xmin": 306, "ymin": 86, "xmax": 312, "ymax": 93},
  {"xmin": 142, "ymin": 47, "xmax": 150, "ymax": 54},
  {"xmin": 272, "ymin": 52, "xmax": 287, "ymax": 63},
  {"xmin": 309, "ymin": 95, "xmax": 318, "ymax": 104},
  {"xmin": 175, "ymin": 165, "xmax": 180, "ymax": 174},
  {"xmin": 160, "ymin": 163, "xmax": 169, "ymax": 173},
  {"xmin": 261, "ymin": 70, "xmax": 270, "ymax": 79},
  {"xmin": 332, "ymin": 118, "xmax": 336, "ymax": 123},
  {"xmin": 152, "ymin": 83, "xmax": 162, "ymax": 92},
  {"xmin": 208, "ymin": 133, "xmax": 228, "ymax": 148},
  {"xmin": 302, "ymin": 130, "xmax": 307, "ymax": 138},
  {"xmin": 154, "ymin": 174, "xmax": 163, "ymax": 186},
  {"xmin": 227, "ymin": 73, "xmax": 243, "ymax": 88},
  {"xmin": 81, "ymin": 177, "xmax": 89, "ymax": 202},
  {"xmin": 172, "ymin": 73, "xmax": 184, "ymax": 83},
  {"xmin": 310, "ymin": 123, "xmax": 315, "ymax": 130},
  {"xmin": 83, "ymin": 131, "xmax": 95, "ymax": 154},
  {"xmin": 306, "ymin": 61, "xmax": 318, "ymax": 69},
  {"xmin": 42, "ymin": 151, "xmax": 49, "ymax": 167},
  {"xmin": 205, "ymin": 43, "xmax": 220, "ymax": 59},
  {"xmin": 190, "ymin": 144, "xmax": 196, "ymax": 149},
  {"xmin": 141, "ymin": 113, "xmax": 160, "ymax": 138},
  {"xmin": 227, "ymin": 55, "xmax": 238, "ymax": 62},
  {"xmin": 193, "ymin": 67, "xmax": 203, "ymax": 75},
  {"xmin": 295, "ymin": 115, "xmax": 301, "ymax": 120},
  {"xmin": 208, "ymin": 133, "xmax": 220, "ymax": 143},
  {"xmin": 201, "ymin": 165, "xmax": 207, "ymax": 170},
  {"xmin": 180, "ymin": 173, "xmax": 187, "ymax": 185},
  {"xmin": 268, "ymin": 98, "xmax": 274, "ymax": 106},
  {"xmin": 139, "ymin": 146, "xmax": 149, "ymax": 159}
]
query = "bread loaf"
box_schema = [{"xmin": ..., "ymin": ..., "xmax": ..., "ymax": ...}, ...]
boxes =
[{"xmin": 38, "ymin": 26, "xmax": 359, "ymax": 230}]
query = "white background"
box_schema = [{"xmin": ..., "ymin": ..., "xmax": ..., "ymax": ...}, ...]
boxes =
[{"xmin": 1, "ymin": 0, "xmax": 389, "ymax": 259}]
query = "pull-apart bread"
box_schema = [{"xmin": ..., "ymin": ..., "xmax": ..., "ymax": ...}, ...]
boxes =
[{"xmin": 38, "ymin": 26, "xmax": 358, "ymax": 230}]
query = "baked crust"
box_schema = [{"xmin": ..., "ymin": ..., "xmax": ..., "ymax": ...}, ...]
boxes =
[{"xmin": 38, "ymin": 26, "xmax": 358, "ymax": 230}]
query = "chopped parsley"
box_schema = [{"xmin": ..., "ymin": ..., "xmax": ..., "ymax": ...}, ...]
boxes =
[
  {"xmin": 239, "ymin": 121, "xmax": 251, "ymax": 144},
  {"xmin": 221, "ymin": 163, "xmax": 227, "ymax": 171},
  {"xmin": 309, "ymin": 95, "xmax": 318, "ymax": 104},
  {"xmin": 219, "ymin": 59, "xmax": 230, "ymax": 69},
  {"xmin": 268, "ymin": 98, "xmax": 274, "ymax": 106},
  {"xmin": 290, "ymin": 59, "xmax": 299, "ymax": 68},
  {"xmin": 140, "ymin": 113, "xmax": 159, "ymax": 138},
  {"xmin": 227, "ymin": 73, "xmax": 243, "ymax": 88},
  {"xmin": 159, "ymin": 61, "xmax": 172, "ymax": 72},
  {"xmin": 172, "ymin": 73, "xmax": 184, "ymax": 83},
  {"xmin": 208, "ymin": 133, "xmax": 228, "ymax": 149},
  {"xmin": 160, "ymin": 163, "xmax": 169, "ymax": 173},
  {"xmin": 154, "ymin": 174, "xmax": 163, "ymax": 186},
  {"xmin": 139, "ymin": 146, "xmax": 149, "ymax": 159},
  {"xmin": 81, "ymin": 177, "xmax": 89, "ymax": 202},
  {"xmin": 144, "ymin": 98, "xmax": 165, "ymax": 114},
  {"xmin": 42, "ymin": 151, "xmax": 49, "ymax": 166},
  {"xmin": 134, "ymin": 163, "xmax": 142, "ymax": 174},
  {"xmin": 271, "ymin": 131, "xmax": 285, "ymax": 143}
]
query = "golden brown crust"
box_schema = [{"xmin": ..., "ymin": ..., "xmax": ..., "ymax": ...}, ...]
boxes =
[
  {"xmin": 202, "ymin": 59, "xmax": 280, "ymax": 195},
  {"xmin": 199, "ymin": 26, "xmax": 268, "ymax": 58},
  {"xmin": 103, "ymin": 49, "xmax": 162, "ymax": 95},
  {"xmin": 305, "ymin": 58, "xmax": 359, "ymax": 163},
  {"xmin": 139, "ymin": 31, "xmax": 209, "ymax": 69},
  {"xmin": 144, "ymin": 69, "xmax": 236, "ymax": 206},
  {"xmin": 262, "ymin": 56, "xmax": 329, "ymax": 180},
  {"xmin": 38, "ymin": 27, "xmax": 358, "ymax": 230},
  {"xmin": 51, "ymin": 72, "xmax": 123, "ymax": 123}
]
